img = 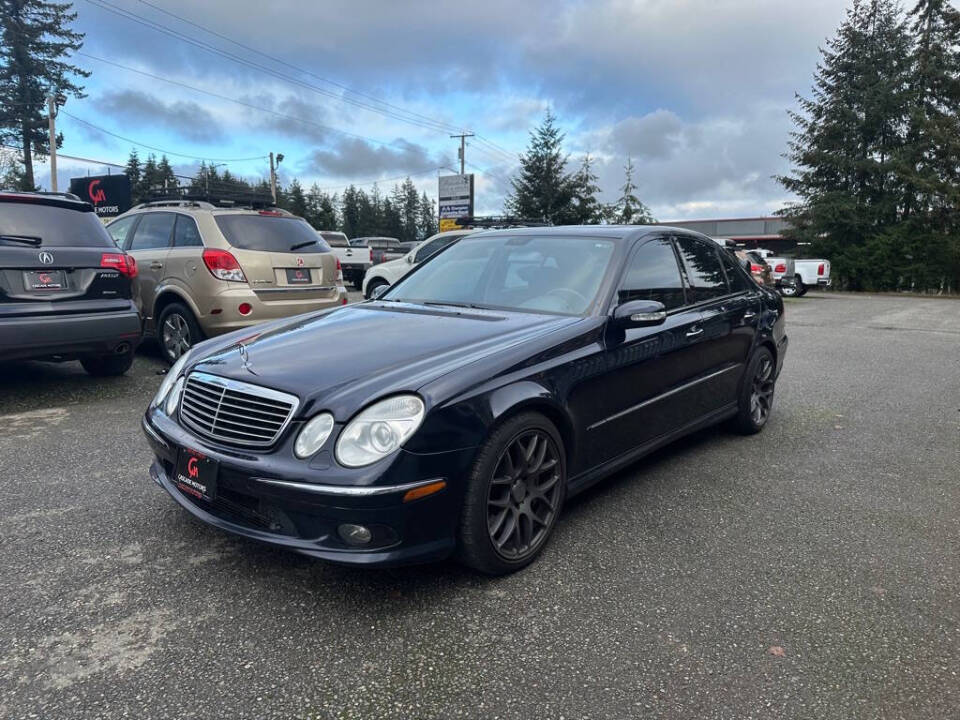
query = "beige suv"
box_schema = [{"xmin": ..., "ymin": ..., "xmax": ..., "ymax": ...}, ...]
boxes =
[{"xmin": 107, "ymin": 201, "xmax": 345, "ymax": 363}]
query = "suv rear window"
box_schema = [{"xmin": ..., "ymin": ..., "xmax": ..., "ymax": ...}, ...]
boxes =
[
  {"xmin": 214, "ymin": 215, "xmax": 331, "ymax": 253},
  {"xmin": 0, "ymin": 202, "xmax": 114, "ymax": 248}
]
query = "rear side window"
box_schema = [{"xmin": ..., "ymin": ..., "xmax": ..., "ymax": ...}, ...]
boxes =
[
  {"xmin": 0, "ymin": 202, "xmax": 114, "ymax": 248},
  {"xmin": 618, "ymin": 237, "xmax": 686, "ymax": 310},
  {"xmin": 173, "ymin": 215, "xmax": 203, "ymax": 247},
  {"xmin": 719, "ymin": 249, "xmax": 751, "ymax": 293},
  {"xmin": 214, "ymin": 215, "xmax": 331, "ymax": 253},
  {"xmin": 106, "ymin": 215, "xmax": 138, "ymax": 248},
  {"xmin": 674, "ymin": 235, "xmax": 728, "ymax": 303},
  {"xmin": 129, "ymin": 213, "xmax": 175, "ymax": 251}
]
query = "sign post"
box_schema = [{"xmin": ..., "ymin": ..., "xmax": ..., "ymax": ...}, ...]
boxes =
[
  {"xmin": 438, "ymin": 174, "xmax": 474, "ymax": 232},
  {"xmin": 69, "ymin": 174, "xmax": 132, "ymax": 220}
]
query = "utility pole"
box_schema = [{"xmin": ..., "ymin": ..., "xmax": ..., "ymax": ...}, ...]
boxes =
[
  {"xmin": 450, "ymin": 133, "xmax": 474, "ymax": 175},
  {"xmin": 48, "ymin": 95, "xmax": 58, "ymax": 192},
  {"xmin": 269, "ymin": 152, "xmax": 284, "ymax": 204}
]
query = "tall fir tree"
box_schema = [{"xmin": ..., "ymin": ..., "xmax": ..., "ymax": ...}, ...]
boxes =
[
  {"xmin": 778, "ymin": 0, "xmax": 913, "ymax": 290},
  {"xmin": 506, "ymin": 110, "xmax": 576, "ymax": 223},
  {"xmin": 283, "ymin": 178, "xmax": 309, "ymax": 219},
  {"xmin": 0, "ymin": 0, "xmax": 89, "ymax": 190},
  {"xmin": 418, "ymin": 191, "xmax": 437, "ymax": 239},
  {"xmin": 606, "ymin": 157, "xmax": 655, "ymax": 224},
  {"xmin": 124, "ymin": 149, "xmax": 142, "ymax": 202},
  {"xmin": 567, "ymin": 154, "xmax": 605, "ymax": 224}
]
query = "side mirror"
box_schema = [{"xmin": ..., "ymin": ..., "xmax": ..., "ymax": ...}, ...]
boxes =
[
  {"xmin": 612, "ymin": 299, "xmax": 667, "ymax": 328},
  {"xmin": 371, "ymin": 284, "xmax": 389, "ymax": 300}
]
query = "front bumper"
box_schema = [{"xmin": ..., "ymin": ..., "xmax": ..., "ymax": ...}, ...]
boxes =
[
  {"xmin": 142, "ymin": 410, "xmax": 474, "ymax": 567},
  {"xmin": 0, "ymin": 305, "xmax": 142, "ymax": 362}
]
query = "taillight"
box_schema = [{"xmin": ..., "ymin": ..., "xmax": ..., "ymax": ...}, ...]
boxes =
[
  {"xmin": 774, "ymin": 263, "xmax": 786, "ymax": 273},
  {"xmin": 336, "ymin": 257, "xmax": 343, "ymax": 283},
  {"xmin": 750, "ymin": 263, "xmax": 763, "ymax": 273},
  {"xmin": 101, "ymin": 252, "xmax": 137, "ymax": 278},
  {"xmin": 202, "ymin": 248, "xmax": 246, "ymax": 282},
  {"xmin": 818, "ymin": 263, "xmax": 825, "ymax": 276}
]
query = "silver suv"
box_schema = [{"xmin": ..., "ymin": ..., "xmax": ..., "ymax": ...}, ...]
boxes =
[{"xmin": 107, "ymin": 201, "xmax": 345, "ymax": 364}]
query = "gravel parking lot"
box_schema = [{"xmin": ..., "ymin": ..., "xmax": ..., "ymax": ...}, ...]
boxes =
[{"xmin": 1, "ymin": 293, "xmax": 958, "ymax": 719}]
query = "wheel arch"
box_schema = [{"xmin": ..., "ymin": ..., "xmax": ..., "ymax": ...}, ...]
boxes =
[
  {"xmin": 152, "ymin": 287, "xmax": 201, "ymax": 335},
  {"xmin": 485, "ymin": 381, "xmax": 578, "ymax": 471}
]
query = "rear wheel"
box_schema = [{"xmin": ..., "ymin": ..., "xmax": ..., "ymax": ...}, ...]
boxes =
[
  {"xmin": 81, "ymin": 347, "xmax": 135, "ymax": 377},
  {"xmin": 731, "ymin": 347, "xmax": 777, "ymax": 435},
  {"xmin": 157, "ymin": 302, "xmax": 203, "ymax": 365},
  {"xmin": 457, "ymin": 412, "xmax": 566, "ymax": 575},
  {"xmin": 794, "ymin": 275, "xmax": 807, "ymax": 297}
]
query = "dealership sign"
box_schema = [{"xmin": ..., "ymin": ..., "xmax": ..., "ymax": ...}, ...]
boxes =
[
  {"xmin": 69, "ymin": 174, "xmax": 132, "ymax": 218},
  {"xmin": 438, "ymin": 174, "xmax": 474, "ymax": 231}
]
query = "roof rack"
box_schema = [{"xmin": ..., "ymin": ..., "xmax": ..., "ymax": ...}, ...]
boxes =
[
  {"xmin": 146, "ymin": 185, "xmax": 277, "ymax": 210},
  {"xmin": 133, "ymin": 199, "xmax": 217, "ymax": 210}
]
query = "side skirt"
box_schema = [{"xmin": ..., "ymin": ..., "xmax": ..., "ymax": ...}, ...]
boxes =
[{"xmin": 566, "ymin": 403, "xmax": 738, "ymax": 498}]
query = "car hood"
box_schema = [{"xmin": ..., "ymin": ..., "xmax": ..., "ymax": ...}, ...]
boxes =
[{"xmin": 190, "ymin": 302, "xmax": 580, "ymax": 419}]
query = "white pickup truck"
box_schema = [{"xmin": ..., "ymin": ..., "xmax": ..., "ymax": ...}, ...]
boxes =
[
  {"xmin": 319, "ymin": 230, "xmax": 372, "ymax": 290},
  {"xmin": 789, "ymin": 259, "xmax": 832, "ymax": 296}
]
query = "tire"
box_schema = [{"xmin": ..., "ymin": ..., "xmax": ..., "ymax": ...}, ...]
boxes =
[
  {"xmin": 794, "ymin": 275, "xmax": 807, "ymax": 297},
  {"xmin": 457, "ymin": 412, "xmax": 567, "ymax": 575},
  {"xmin": 157, "ymin": 302, "xmax": 203, "ymax": 365},
  {"xmin": 81, "ymin": 348, "xmax": 135, "ymax": 377},
  {"xmin": 365, "ymin": 278, "xmax": 388, "ymax": 299},
  {"xmin": 780, "ymin": 281, "xmax": 797, "ymax": 297},
  {"xmin": 730, "ymin": 347, "xmax": 777, "ymax": 435}
]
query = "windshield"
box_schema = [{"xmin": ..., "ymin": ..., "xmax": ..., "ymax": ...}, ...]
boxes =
[
  {"xmin": 384, "ymin": 235, "xmax": 616, "ymax": 315},
  {"xmin": 0, "ymin": 202, "xmax": 114, "ymax": 248},
  {"xmin": 214, "ymin": 215, "xmax": 331, "ymax": 253}
]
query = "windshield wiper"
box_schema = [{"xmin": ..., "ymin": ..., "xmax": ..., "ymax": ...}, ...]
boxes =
[
  {"xmin": 289, "ymin": 240, "xmax": 317, "ymax": 251},
  {"xmin": 422, "ymin": 300, "xmax": 486, "ymax": 310},
  {"xmin": 0, "ymin": 234, "xmax": 42, "ymax": 246}
]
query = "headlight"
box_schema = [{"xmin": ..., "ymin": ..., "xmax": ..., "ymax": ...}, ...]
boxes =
[
  {"xmin": 335, "ymin": 395, "xmax": 425, "ymax": 468},
  {"xmin": 152, "ymin": 352, "xmax": 192, "ymax": 408},
  {"xmin": 294, "ymin": 413, "xmax": 335, "ymax": 459},
  {"xmin": 164, "ymin": 377, "xmax": 184, "ymax": 416}
]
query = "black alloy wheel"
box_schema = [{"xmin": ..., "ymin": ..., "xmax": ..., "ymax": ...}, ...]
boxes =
[
  {"xmin": 458, "ymin": 412, "xmax": 567, "ymax": 575},
  {"xmin": 732, "ymin": 347, "xmax": 777, "ymax": 434},
  {"xmin": 486, "ymin": 429, "xmax": 563, "ymax": 560}
]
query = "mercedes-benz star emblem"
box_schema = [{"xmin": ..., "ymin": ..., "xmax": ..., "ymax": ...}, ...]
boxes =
[
  {"xmin": 238, "ymin": 343, "xmax": 256, "ymax": 374},
  {"xmin": 38, "ymin": 251, "xmax": 54, "ymax": 265}
]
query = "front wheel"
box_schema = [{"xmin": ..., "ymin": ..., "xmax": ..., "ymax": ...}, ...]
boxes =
[
  {"xmin": 730, "ymin": 347, "xmax": 777, "ymax": 435},
  {"xmin": 365, "ymin": 278, "xmax": 388, "ymax": 299},
  {"xmin": 457, "ymin": 412, "xmax": 567, "ymax": 575}
]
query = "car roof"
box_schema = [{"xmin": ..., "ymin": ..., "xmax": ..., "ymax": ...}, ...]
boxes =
[
  {"xmin": 464, "ymin": 225, "xmax": 695, "ymax": 241},
  {"xmin": 0, "ymin": 191, "xmax": 92, "ymax": 212}
]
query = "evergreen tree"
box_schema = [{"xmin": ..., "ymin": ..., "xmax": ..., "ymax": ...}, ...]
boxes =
[
  {"xmin": 124, "ymin": 149, "xmax": 142, "ymax": 202},
  {"xmin": 156, "ymin": 155, "xmax": 177, "ymax": 195},
  {"xmin": 506, "ymin": 110, "xmax": 576, "ymax": 223},
  {"xmin": 606, "ymin": 157, "xmax": 655, "ymax": 224},
  {"xmin": 567, "ymin": 154, "xmax": 605, "ymax": 224},
  {"xmin": 0, "ymin": 0, "xmax": 89, "ymax": 190},
  {"xmin": 315, "ymin": 190, "xmax": 338, "ymax": 230},
  {"xmin": 418, "ymin": 191, "xmax": 437, "ymax": 239},
  {"xmin": 778, "ymin": 0, "xmax": 913, "ymax": 290},
  {"xmin": 139, "ymin": 154, "xmax": 159, "ymax": 201},
  {"xmin": 284, "ymin": 178, "xmax": 308, "ymax": 219},
  {"xmin": 340, "ymin": 185, "xmax": 362, "ymax": 238}
]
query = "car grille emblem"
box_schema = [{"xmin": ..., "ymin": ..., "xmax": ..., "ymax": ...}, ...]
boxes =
[
  {"xmin": 38, "ymin": 251, "xmax": 54, "ymax": 265},
  {"xmin": 296, "ymin": 256, "xmax": 304, "ymax": 267}
]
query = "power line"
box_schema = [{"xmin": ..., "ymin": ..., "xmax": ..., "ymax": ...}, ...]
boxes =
[
  {"xmin": 314, "ymin": 166, "xmax": 454, "ymax": 193},
  {"xmin": 60, "ymin": 110, "xmax": 267, "ymax": 163},
  {"xmin": 78, "ymin": 0, "xmax": 517, "ymax": 166}
]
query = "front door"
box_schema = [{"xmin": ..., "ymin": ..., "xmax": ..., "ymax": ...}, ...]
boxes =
[
  {"xmin": 124, "ymin": 212, "xmax": 175, "ymax": 328},
  {"xmin": 584, "ymin": 236, "xmax": 709, "ymax": 467}
]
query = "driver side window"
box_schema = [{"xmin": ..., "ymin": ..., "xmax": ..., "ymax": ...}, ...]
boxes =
[{"xmin": 618, "ymin": 238, "xmax": 686, "ymax": 310}]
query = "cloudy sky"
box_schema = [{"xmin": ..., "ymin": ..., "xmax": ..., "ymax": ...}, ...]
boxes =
[{"xmin": 40, "ymin": 0, "xmax": 849, "ymax": 219}]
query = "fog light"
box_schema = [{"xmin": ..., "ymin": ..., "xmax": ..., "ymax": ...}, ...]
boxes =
[
  {"xmin": 238, "ymin": 302, "xmax": 253, "ymax": 316},
  {"xmin": 338, "ymin": 523, "xmax": 372, "ymax": 546}
]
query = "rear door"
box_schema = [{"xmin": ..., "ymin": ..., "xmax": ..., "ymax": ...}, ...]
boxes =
[
  {"xmin": 212, "ymin": 213, "xmax": 338, "ymax": 302},
  {"xmin": 162, "ymin": 213, "xmax": 205, "ymax": 296},
  {"xmin": 123, "ymin": 212, "xmax": 175, "ymax": 324},
  {"xmin": 674, "ymin": 234, "xmax": 759, "ymax": 412},
  {"xmin": 0, "ymin": 198, "xmax": 133, "ymax": 319}
]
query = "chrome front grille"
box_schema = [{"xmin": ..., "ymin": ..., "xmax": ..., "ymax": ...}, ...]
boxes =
[{"xmin": 179, "ymin": 371, "xmax": 299, "ymax": 448}]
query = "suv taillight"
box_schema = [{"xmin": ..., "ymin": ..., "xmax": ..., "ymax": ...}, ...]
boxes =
[
  {"xmin": 101, "ymin": 252, "xmax": 137, "ymax": 278},
  {"xmin": 750, "ymin": 263, "xmax": 763, "ymax": 273},
  {"xmin": 203, "ymin": 248, "xmax": 246, "ymax": 282},
  {"xmin": 818, "ymin": 263, "xmax": 825, "ymax": 276},
  {"xmin": 336, "ymin": 257, "xmax": 343, "ymax": 283},
  {"xmin": 774, "ymin": 263, "xmax": 786, "ymax": 273}
]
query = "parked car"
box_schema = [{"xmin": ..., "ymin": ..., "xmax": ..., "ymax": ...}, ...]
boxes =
[
  {"xmin": 734, "ymin": 250, "xmax": 774, "ymax": 287},
  {"xmin": 0, "ymin": 191, "xmax": 141, "ymax": 374},
  {"xmin": 361, "ymin": 230, "xmax": 472, "ymax": 298},
  {"xmin": 350, "ymin": 237, "xmax": 404, "ymax": 264},
  {"xmin": 320, "ymin": 230, "xmax": 371, "ymax": 290},
  {"xmin": 793, "ymin": 259, "xmax": 832, "ymax": 295},
  {"xmin": 142, "ymin": 226, "xmax": 787, "ymax": 574},
  {"xmin": 107, "ymin": 201, "xmax": 345, "ymax": 365},
  {"xmin": 763, "ymin": 256, "xmax": 797, "ymax": 296}
]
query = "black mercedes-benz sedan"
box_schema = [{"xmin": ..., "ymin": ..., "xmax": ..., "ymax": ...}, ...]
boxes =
[{"xmin": 142, "ymin": 226, "xmax": 787, "ymax": 574}]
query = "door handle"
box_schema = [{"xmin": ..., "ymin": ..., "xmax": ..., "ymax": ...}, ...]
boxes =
[
  {"xmin": 685, "ymin": 327, "xmax": 704, "ymax": 338},
  {"xmin": 743, "ymin": 311, "xmax": 756, "ymax": 320},
  {"xmin": 149, "ymin": 262, "xmax": 163, "ymax": 269}
]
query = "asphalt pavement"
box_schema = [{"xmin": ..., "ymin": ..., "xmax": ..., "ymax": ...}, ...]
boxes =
[{"xmin": 1, "ymin": 293, "xmax": 958, "ymax": 719}]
